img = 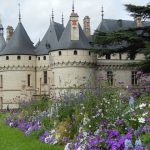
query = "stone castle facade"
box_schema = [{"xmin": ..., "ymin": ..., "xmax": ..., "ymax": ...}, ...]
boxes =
[{"xmin": 0, "ymin": 6, "xmax": 149, "ymax": 109}]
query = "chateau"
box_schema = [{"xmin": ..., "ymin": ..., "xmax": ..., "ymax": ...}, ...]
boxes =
[{"xmin": 0, "ymin": 5, "xmax": 149, "ymax": 109}]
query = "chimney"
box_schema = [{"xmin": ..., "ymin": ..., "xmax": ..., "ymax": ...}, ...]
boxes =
[
  {"xmin": 135, "ymin": 16, "xmax": 142, "ymax": 27},
  {"xmin": 6, "ymin": 26, "xmax": 14, "ymax": 42},
  {"xmin": 83, "ymin": 16, "xmax": 91, "ymax": 37},
  {"xmin": 70, "ymin": 7, "xmax": 79, "ymax": 41}
]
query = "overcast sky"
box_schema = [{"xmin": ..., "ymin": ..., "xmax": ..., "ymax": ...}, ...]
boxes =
[{"xmin": 0, "ymin": 0, "xmax": 149, "ymax": 44}]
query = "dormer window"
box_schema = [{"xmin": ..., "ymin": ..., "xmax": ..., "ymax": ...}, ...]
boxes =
[
  {"xmin": 43, "ymin": 56, "xmax": 46, "ymax": 60},
  {"xmin": 29, "ymin": 56, "xmax": 32, "ymax": 60},
  {"xmin": 74, "ymin": 50, "xmax": 77, "ymax": 55},
  {"xmin": 17, "ymin": 56, "xmax": 21, "ymax": 60},
  {"xmin": 6, "ymin": 56, "xmax": 9, "ymax": 60},
  {"xmin": 59, "ymin": 51, "xmax": 62, "ymax": 56}
]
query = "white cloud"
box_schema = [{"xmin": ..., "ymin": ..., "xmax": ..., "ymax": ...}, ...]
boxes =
[{"xmin": 0, "ymin": 0, "xmax": 149, "ymax": 44}]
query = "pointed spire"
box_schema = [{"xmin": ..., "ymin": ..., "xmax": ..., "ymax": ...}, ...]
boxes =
[
  {"xmin": 52, "ymin": 9, "xmax": 54, "ymax": 21},
  {"xmin": 62, "ymin": 13, "xmax": 64, "ymax": 26},
  {"xmin": 0, "ymin": 15, "xmax": 4, "ymax": 36},
  {"xmin": 101, "ymin": 5, "xmax": 104, "ymax": 20},
  {"xmin": 0, "ymin": 14, "xmax": 2, "ymax": 25},
  {"xmin": 18, "ymin": 3, "xmax": 21, "ymax": 22},
  {"xmin": 72, "ymin": 0, "xmax": 75, "ymax": 13},
  {"xmin": 50, "ymin": 14, "xmax": 51, "ymax": 24}
]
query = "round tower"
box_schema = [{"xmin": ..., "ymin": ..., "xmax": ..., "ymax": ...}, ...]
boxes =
[
  {"xmin": 0, "ymin": 10, "xmax": 36, "ymax": 109},
  {"xmin": 49, "ymin": 7, "xmax": 97, "ymax": 96},
  {"xmin": 35, "ymin": 16, "xmax": 64, "ymax": 96}
]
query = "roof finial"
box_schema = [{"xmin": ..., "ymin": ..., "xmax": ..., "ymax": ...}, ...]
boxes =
[
  {"xmin": 52, "ymin": 9, "xmax": 54, "ymax": 21},
  {"xmin": 18, "ymin": 3, "xmax": 21, "ymax": 22},
  {"xmin": 101, "ymin": 5, "xmax": 104, "ymax": 20},
  {"xmin": 0, "ymin": 14, "xmax": 2, "ymax": 25},
  {"xmin": 62, "ymin": 13, "xmax": 64, "ymax": 26},
  {"xmin": 72, "ymin": 0, "xmax": 75, "ymax": 13}
]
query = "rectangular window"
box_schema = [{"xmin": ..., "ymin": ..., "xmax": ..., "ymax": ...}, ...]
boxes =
[
  {"xmin": 106, "ymin": 54, "xmax": 111, "ymax": 60},
  {"xmin": 107, "ymin": 71, "xmax": 113, "ymax": 86},
  {"xmin": 131, "ymin": 71, "xmax": 138, "ymax": 86},
  {"xmin": 27, "ymin": 74, "xmax": 31, "ymax": 87},
  {"xmin": 43, "ymin": 71, "xmax": 47, "ymax": 84},
  {"xmin": 0, "ymin": 75, "xmax": 3, "ymax": 88}
]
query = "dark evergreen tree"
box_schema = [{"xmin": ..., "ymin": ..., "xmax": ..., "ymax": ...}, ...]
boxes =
[{"xmin": 94, "ymin": 3, "xmax": 150, "ymax": 72}]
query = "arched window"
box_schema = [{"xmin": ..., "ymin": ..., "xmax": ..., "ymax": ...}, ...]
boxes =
[
  {"xmin": 59, "ymin": 51, "xmax": 62, "ymax": 56},
  {"xmin": 107, "ymin": 71, "xmax": 113, "ymax": 86},
  {"xmin": 131, "ymin": 71, "xmax": 138, "ymax": 86},
  {"xmin": 17, "ymin": 56, "xmax": 21, "ymax": 60},
  {"xmin": 89, "ymin": 51, "xmax": 91, "ymax": 56},
  {"xmin": 29, "ymin": 56, "xmax": 32, "ymax": 60},
  {"xmin": 74, "ymin": 50, "xmax": 77, "ymax": 55},
  {"xmin": 43, "ymin": 56, "xmax": 46, "ymax": 60},
  {"xmin": 6, "ymin": 56, "xmax": 9, "ymax": 60}
]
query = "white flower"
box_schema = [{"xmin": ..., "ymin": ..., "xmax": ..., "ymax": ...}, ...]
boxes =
[
  {"xmin": 89, "ymin": 125, "xmax": 91, "ymax": 128},
  {"xmin": 9, "ymin": 122, "xmax": 13, "ymax": 127},
  {"xmin": 44, "ymin": 135, "xmax": 52, "ymax": 143},
  {"xmin": 79, "ymin": 127, "xmax": 83, "ymax": 132},
  {"xmin": 53, "ymin": 140, "xmax": 58, "ymax": 144},
  {"xmin": 51, "ymin": 129, "xmax": 55, "ymax": 134},
  {"xmin": 83, "ymin": 131, "xmax": 88, "ymax": 137},
  {"xmin": 64, "ymin": 143, "xmax": 72, "ymax": 150},
  {"xmin": 130, "ymin": 118, "xmax": 136, "ymax": 121},
  {"xmin": 138, "ymin": 117, "xmax": 145, "ymax": 123},
  {"xmin": 77, "ymin": 144, "xmax": 87, "ymax": 150},
  {"xmin": 98, "ymin": 109, "xmax": 102, "ymax": 113},
  {"xmin": 142, "ymin": 112, "xmax": 148, "ymax": 116},
  {"xmin": 94, "ymin": 129, "xmax": 100, "ymax": 135},
  {"xmin": 83, "ymin": 116, "xmax": 90, "ymax": 125},
  {"xmin": 139, "ymin": 103, "xmax": 146, "ymax": 109},
  {"xmin": 82, "ymin": 107, "xmax": 85, "ymax": 110}
]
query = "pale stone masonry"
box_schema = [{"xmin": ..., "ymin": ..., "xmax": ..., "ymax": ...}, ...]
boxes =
[{"xmin": 0, "ymin": 7, "xmax": 149, "ymax": 109}]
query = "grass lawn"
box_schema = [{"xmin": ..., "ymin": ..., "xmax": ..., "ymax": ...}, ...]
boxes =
[{"xmin": 0, "ymin": 113, "xmax": 64, "ymax": 150}]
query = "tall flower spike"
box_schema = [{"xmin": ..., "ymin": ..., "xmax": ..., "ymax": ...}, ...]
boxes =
[{"xmin": 52, "ymin": 9, "xmax": 54, "ymax": 21}]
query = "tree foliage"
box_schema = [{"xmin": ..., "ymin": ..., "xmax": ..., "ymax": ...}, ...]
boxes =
[{"xmin": 94, "ymin": 3, "xmax": 150, "ymax": 72}]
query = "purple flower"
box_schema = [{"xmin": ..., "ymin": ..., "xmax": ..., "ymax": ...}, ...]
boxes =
[
  {"xmin": 116, "ymin": 119, "xmax": 124, "ymax": 125},
  {"xmin": 145, "ymin": 117, "xmax": 150, "ymax": 122}
]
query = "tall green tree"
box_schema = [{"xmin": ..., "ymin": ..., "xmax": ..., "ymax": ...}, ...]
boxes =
[{"xmin": 94, "ymin": 3, "xmax": 150, "ymax": 72}]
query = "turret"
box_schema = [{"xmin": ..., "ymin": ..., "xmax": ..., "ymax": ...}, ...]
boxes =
[{"xmin": 83, "ymin": 16, "xmax": 91, "ymax": 37}]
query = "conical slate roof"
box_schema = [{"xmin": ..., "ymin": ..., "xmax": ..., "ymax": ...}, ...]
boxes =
[
  {"xmin": 0, "ymin": 22, "xmax": 35, "ymax": 55},
  {"xmin": 0, "ymin": 24, "xmax": 6, "ymax": 51},
  {"xmin": 0, "ymin": 35, "xmax": 6, "ymax": 51},
  {"xmin": 36, "ymin": 21, "xmax": 64, "ymax": 55},
  {"xmin": 97, "ymin": 19, "xmax": 150, "ymax": 32},
  {"xmin": 56, "ymin": 21, "xmax": 92, "ymax": 50}
]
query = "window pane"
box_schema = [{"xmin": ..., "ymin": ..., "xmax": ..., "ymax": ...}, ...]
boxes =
[
  {"xmin": 107, "ymin": 71, "xmax": 113, "ymax": 86},
  {"xmin": 44, "ymin": 71, "xmax": 47, "ymax": 84},
  {"xmin": 28, "ymin": 74, "xmax": 31, "ymax": 87}
]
